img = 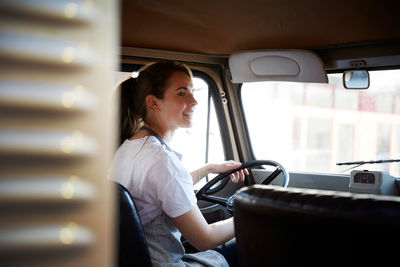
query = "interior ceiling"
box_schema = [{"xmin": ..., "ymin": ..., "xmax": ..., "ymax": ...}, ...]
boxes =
[{"xmin": 121, "ymin": 0, "xmax": 400, "ymax": 56}]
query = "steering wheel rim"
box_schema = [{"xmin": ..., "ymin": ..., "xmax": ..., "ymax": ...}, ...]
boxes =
[{"xmin": 195, "ymin": 160, "xmax": 289, "ymax": 209}]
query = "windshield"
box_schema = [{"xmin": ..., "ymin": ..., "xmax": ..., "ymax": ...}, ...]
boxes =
[{"xmin": 241, "ymin": 69, "xmax": 400, "ymax": 177}]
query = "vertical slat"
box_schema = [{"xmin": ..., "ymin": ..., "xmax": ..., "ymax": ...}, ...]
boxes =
[{"xmin": 0, "ymin": 0, "xmax": 118, "ymax": 266}]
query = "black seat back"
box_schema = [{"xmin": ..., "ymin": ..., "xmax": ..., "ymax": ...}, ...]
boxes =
[
  {"xmin": 115, "ymin": 182, "xmax": 152, "ymax": 267},
  {"xmin": 234, "ymin": 185, "xmax": 400, "ymax": 267}
]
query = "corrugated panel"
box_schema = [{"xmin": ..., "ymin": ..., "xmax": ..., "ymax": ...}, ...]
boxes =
[
  {"xmin": 0, "ymin": 224, "xmax": 94, "ymax": 252},
  {"xmin": 0, "ymin": 0, "xmax": 118, "ymax": 266},
  {"xmin": 0, "ymin": 0, "xmax": 96, "ymax": 24},
  {"xmin": 0, "ymin": 81, "xmax": 97, "ymax": 112},
  {"xmin": 0, "ymin": 31, "xmax": 96, "ymax": 67},
  {"xmin": 0, "ymin": 130, "xmax": 98, "ymax": 157},
  {"xmin": 0, "ymin": 177, "xmax": 96, "ymax": 202}
]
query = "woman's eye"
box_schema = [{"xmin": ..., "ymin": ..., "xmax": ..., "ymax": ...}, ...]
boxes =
[{"xmin": 178, "ymin": 92, "xmax": 185, "ymax": 96}]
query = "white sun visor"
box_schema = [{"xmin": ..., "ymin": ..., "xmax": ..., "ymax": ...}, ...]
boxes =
[{"xmin": 229, "ymin": 50, "xmax": 328, "ymax": 84}]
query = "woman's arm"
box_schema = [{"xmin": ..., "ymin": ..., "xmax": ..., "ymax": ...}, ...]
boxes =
[
  {"xmin": 190, "ymin": 164, "xmax": 211, "ymax": 184},
  {"xmin": 190, "ymin": 161, "xmax": 248, "ymax": 185},
  {"xmin": 171, "ymin": 205, "xmax": 234, "ymax": 251}
]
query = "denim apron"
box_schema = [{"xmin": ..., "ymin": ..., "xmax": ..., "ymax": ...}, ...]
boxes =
[
  {"xmin": 143, "ymin": 212, "xmax": 228, "ymax": 267},
  {"xmin": 140, "ymin": 126, "xmax": 229, "ymax": 267}
]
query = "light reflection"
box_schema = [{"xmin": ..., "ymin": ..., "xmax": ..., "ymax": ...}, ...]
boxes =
[
  {"xmin": 62, "ymin": 85, "xmax": 85, "ymax": 108},
  {"xmin": 62, "ymin": 46, "xmax": 75, "ymax": 63},
  {"xmin": 60, "ymin": 175, "xmax": 80, "ymax": 199},
  {"xmin": 61, "ymin": 91, "xmax": 74, "ymax": 108},
  {"xmin": 59, "ymin": 222, "xmax": 78, "ymax": 245},
  {"xmin": 74, "ymin": 85, "xmax": 84, "ymax": 101},
  {"xmin": 60, "ymin": 130, "xmax": 83, "ymax": 154},
  {"xmin": 64, "ymin": 2, "xmax": 78, "ymax": 19},
  {"xmin": 61, "ymin": 136, "xmax": 74, "ymax": 153}
]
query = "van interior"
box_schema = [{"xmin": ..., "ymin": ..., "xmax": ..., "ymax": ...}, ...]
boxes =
[{"xmin": 1, "ymin": 0, "xmax": 400, "ymax": 266}]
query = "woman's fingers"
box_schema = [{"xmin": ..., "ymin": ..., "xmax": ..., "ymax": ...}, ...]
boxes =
[
  {"xmin": 240, "ymin": 169, "xmax": 245, "ymax": 182},
  {"xmin": 229, "ymin": 173, "xmax": 238, "ymax": 183},
  {"xmin": 229, "ymin": 168, "xmax": 249, "ymax": 183}
]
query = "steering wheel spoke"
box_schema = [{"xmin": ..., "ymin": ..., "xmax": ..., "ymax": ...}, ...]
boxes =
[
  {"xmin": 198, "ymin": 195, "xmax": 228, "ymax": 206},
  {"xmin": 261, "ymin": 167, "xmax": 283, "ymax": 185}
]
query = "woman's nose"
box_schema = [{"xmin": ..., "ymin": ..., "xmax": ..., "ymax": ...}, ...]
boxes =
[{"xmin": 189, "ymin": 94, "xmax": 198, "ymax": 106}]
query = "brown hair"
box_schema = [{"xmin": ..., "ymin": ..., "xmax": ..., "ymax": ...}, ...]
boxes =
[{"xmin": 117, "ymin": 60, "xmax": 192, "ymax": 144}]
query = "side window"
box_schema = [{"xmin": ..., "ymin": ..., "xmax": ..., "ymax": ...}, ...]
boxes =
[
  {"xmin": 114, "ymin": 70, "xmax": 225, "ymax": 185},
  {"xmin": 170, "ymin": 77, "xmax": 224, "ymax": 173}
]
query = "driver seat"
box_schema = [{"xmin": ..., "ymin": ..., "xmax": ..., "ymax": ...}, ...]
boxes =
[
  {"xmin": 114, "ymin": 181, "xmax": 152, "ymax": 267},
  {"xmin": 233, "ymin": 185, "xmax": 400, "ymax": 267}
]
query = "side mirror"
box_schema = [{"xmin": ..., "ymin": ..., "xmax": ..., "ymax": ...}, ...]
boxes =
[{"xmin": 343, "ymin": 70, "xmax": 369, "ymax": 89}]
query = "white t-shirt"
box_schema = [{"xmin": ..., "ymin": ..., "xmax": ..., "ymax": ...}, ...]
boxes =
[{"xmin": 110, "ymin": 136, "xmax": 197, "ymax": 224}]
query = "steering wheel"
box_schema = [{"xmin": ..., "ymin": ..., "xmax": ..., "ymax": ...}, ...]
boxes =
[{"xmin": 195, "ymin": 160, "xmax": 289, "ymax": 213}]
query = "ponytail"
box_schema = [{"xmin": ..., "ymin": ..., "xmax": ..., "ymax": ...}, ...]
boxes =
[{"xmin": 118, "ymin": 77, "xmax": 141, "ymax": 145}]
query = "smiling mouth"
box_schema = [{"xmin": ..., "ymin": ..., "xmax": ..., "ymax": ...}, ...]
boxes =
[{"xmin": 183, "ymin": 111, "xmax": 193, "ymax": 117}]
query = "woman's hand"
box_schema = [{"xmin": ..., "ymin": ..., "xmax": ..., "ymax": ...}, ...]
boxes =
[{"xmin": 208, "ymin": 160, "xmax": 249, "ymax": 183}]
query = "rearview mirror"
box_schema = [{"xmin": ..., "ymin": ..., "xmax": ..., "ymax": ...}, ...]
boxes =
[{"xmin": 343, "ymin": 70, "xmax": 369, "ymax": 89}]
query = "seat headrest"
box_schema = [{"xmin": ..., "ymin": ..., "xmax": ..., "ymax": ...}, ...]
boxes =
[
  {"xmin": 233, "ymin": 185, "xmax": 400, "ymax": 266},
  {"xmin": 234, "ymin": 184, "xmax": 400, "ymax": 224}
]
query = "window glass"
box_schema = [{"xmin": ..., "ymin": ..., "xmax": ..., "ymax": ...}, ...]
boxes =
[
  {"xmin": 114, "ymin": 71, "xmax": 225, "ymax": 183},
  {"xmin": 395, "ymin": 124, "xmax": 400, "ymax": 175},
  {"xmin": 241, "ymin": 69, "xmax": 400, "ymax": 177}
]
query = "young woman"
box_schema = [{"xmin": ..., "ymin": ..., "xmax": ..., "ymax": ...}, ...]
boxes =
[{"xmin": 110, "ymin": 60, "xmax": 247, "ymax": 267}]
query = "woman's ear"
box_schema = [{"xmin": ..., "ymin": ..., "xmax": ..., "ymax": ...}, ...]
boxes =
[{"xmin": 145, "ymin": 95, "xmax": 160, "ymax": 111}]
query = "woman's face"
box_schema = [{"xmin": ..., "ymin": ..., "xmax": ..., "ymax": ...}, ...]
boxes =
[{"xmin": 157, "ymin": 70, "xmax": 197, "ymax": 130}]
